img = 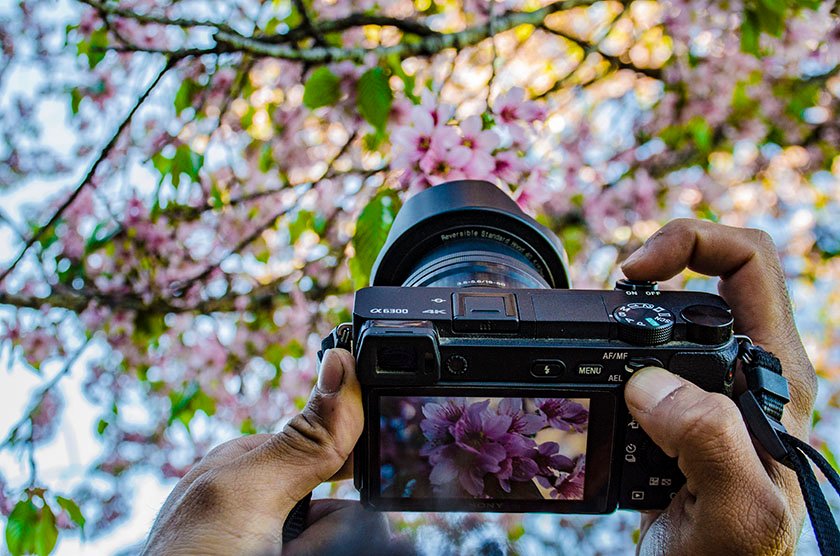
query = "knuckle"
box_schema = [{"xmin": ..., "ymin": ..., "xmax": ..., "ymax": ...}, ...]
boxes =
[
  {"xmin": 279, "ymin": 410, "xmax": 347, "ymax": 471},
  {"xmin": 658, "ymin": 218, "xmax": 695, "ymax": 242},
  {"xmin": 674, "ymin": 393, "xmax": 743, "ymax": 458},
  {"xmin": 183, "ymin": 470, "xmax": 224, "ymax": 511},
  {"xmin": 748, "ymin": 227, "xmax": 777, "ymax": 255}
]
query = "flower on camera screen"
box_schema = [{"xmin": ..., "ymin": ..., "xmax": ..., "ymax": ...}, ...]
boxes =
[{"xmin": 379, "ymin": 396, "xmax": 589, "ymax": 500}]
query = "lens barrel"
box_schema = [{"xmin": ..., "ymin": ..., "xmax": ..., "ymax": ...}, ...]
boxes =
[{"xmin": 371, "ymin": 180, "xmax": 570, "ymax": 289}]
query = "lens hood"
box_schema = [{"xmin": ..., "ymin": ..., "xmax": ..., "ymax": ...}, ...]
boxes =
[{"xmin": 370, "ymin": 180, "xmax": 570, "ymax": 289}]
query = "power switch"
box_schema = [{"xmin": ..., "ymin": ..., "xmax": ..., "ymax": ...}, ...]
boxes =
[{"xmin": 453, "ymin": 293, "xmax": 519, "ymax": 333}]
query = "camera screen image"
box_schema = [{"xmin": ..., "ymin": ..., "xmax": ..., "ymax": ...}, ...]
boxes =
[{"xmin": 379, "ymin": 396, "xmax": 589, "ymax": 501}]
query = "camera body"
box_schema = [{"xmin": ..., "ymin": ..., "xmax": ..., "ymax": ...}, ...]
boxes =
[
  {"xmin": 348, "ymin": 284, "xmax": 737, "ymax": 513},
  {"xmin": 325, "ymin": 179, "xmax": 739, "ymax": 513}
]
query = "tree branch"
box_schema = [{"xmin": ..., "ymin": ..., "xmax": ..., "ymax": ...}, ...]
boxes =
[
  {"xmin": 292, "ymin": 0, "xmax": 327, "ymax": 47},
  {"xmin": 213, "ymin": 0, "xmax": 598, "ymax": 63},
  {"xmin": 0, "ymin": 59, "xmax": 175, "ymax": 286},
  {"xmin": 260, "ymin": 13, "xmax": 442, "ymax": 43},
  {"xmin": 169, "ymin": 130, "xmax": 360, "ymax": 296},
  {"xmin": 537, "ymin": 24, "xmax": 662, "ymax": 81},
  {"xmin": 0, "ymin": 278, "xmax": 291, "ymax": 315},
  {"xmin": 78, "ymin": 0, "xmax": 241, "ymax": 36}
]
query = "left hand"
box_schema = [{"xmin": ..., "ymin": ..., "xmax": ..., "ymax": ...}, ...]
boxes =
[{"xmin": 143, "ymin": 349, "xmax": 404, "ymax": 555}]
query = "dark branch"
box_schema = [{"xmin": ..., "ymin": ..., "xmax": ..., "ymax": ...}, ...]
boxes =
[
  {"xmin": 214, "ymin": 0, "xmax": 598, "ymax": 63},
  {"xmin": 78, "ymin": 0, "xmax": 241, "ymax": 36},
  {"xmin": 261, "ymin": 13, "xmax": 442, "ymax": 44}
]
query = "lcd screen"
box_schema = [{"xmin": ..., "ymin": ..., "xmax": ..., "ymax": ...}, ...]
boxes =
[{"xmin": 378, "ymin": 396, "xmax": 589, "ymax": 500}]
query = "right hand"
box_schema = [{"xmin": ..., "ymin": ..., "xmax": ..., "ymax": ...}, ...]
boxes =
[{"xmin": 621, "ymin": 219, "xmax": 818, "ymax": 555}]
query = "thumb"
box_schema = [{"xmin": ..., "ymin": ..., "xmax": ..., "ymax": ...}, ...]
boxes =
[
  {"xmin": 624, "ymin": 366, "xmax": 776, "ymax": 504},
  {"xmin": 238, "ymin": 348, "xmax": 363, "ymax": 513}
]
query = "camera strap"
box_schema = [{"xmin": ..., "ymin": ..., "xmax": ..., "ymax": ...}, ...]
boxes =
[
  {"xmin": 736, "ymin": 338, "xmax": 840, "ymax": 555},
  {"xmin": 283, "ymin": 325, "xmax": 354, "ymax": 544}
]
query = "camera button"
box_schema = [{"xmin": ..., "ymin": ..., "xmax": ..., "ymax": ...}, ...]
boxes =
[
  {"xmin": 445, "ymin": 355, "xmax": 468, "ymax": 375},
  {"xmin": 530, "ymin": 360, "xmax": 565, "ymax": 378},
  {"xmin": 577, "ymin": 364, "xmax": 603, "ymax": 376},
  {"xmin": 624, "ymin": 357, "xmax": 663, "ymax": 374}
]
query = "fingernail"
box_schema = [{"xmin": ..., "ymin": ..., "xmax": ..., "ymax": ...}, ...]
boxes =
[
  {"xmin": 317, "ymin": 349, "xmax": 345, "ymax": 394},
  {"xmin": 626, "ymin": 367, "xmax": 683, "ymax": 411},
  {"xmin": 621, "ymin": 246, "xmax": 646, "ymax": 269}
]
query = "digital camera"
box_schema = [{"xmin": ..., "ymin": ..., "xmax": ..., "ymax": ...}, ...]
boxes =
[{"xmin": 323, "ymin": 180, "xmax": 738, "ymax": 513}]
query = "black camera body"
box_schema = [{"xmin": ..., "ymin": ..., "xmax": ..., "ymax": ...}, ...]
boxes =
[
  {"xmin": 349, "ymin": 285, "xmax": 737, "ymax": 513},
  {"xmin": 328, "ymin": 180, "xmax": 738, "ymax": 514}
]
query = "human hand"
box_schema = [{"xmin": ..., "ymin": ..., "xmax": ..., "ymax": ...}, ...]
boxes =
[
  {"xmin": 143, "ymin": 349, "xmax": 404, "ymax": 556},
  {"xmin": 621, "ymin": 219, "xmax": 817, "ymax": 555}
]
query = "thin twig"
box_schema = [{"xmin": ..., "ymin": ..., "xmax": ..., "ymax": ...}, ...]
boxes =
[
  {"xmin": 293, "ymin": 0, "xmax": 327, "ymax": 46},
  {"xmin": 169, "ymin": 130, "xmax": 360, "ymax": 295},
  {"xmin": 2, "ymin": 342, "xmax": 89, "ymax": 453},
  {"xmin": 0, "ymin": 59, "xmax": 176, "ymax": 285},
  {"xmin": 486, "ymin": 0, "xmax": 498, "ymax": 108}
]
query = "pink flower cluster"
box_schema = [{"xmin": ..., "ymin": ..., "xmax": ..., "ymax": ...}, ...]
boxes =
[{"xmin": 391, "ymin": 88, "xmax": 546, "ymax": 191}]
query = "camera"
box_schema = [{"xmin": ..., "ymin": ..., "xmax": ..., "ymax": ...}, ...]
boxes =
[{"xmin": 322, "ymin": 180, "xmax": 738, "ymax": 513}]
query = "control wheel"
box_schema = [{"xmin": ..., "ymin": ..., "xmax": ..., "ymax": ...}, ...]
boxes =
[{"xmin": 613, "ymin": 303, "xmax": 675, "ymax": 345}]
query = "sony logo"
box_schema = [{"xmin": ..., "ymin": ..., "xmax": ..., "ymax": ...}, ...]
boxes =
[
  {"xmin": 603, "ymin": 352, "xmax": 628, "ymax": 360},
  {"xmin": 467, "ymin": 501, "xmax": 504, "ymax": 510}
]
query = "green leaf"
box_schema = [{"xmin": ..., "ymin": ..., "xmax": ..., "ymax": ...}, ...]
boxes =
[
  {"xmin": 6, "ymin": 500, "xmax": 38, "ymax": 556},
  {"xmin": 168, "ymin": 382, "xmax": 217, "ymax": 430},
  {"xmin": 303, "ymin": 67, "xmax": 341, "ymax": 110},
  {"xmin": 258, "ymin": 143, "xmax": 274, "ymax": 173},
  {"xmin": 77, "ymin": 28, "xmax": 109, "ymax": 70},
  {"xmin": 153, "ymin": 146, "xmax": 204, "ymax": 187},
  {"xmin": 349, "ymin": 190, "xmax": 401, "ymax": 288},
  {"xmin": 171, "ymin": 145, "xmax": 204, "ymax": 186},
  {"xmin": 34, "ymin": 504, "xmax": 58, "ymax": 556},
  {"xmin": 70, "ymin": 88, "xmax": 83, "ymax": 115},
  {"xmin": 240, "ymin": 417, "xmax": 256, "ymax": 434},
  {"xmin": 820, "ymin": 443, "xmax": 839, "ymax": 470},
  {"xmin": 174, "ymin": 80, "xmax": 198, "ymax": 116},
  {"xmin": 687, "ymin": 116, "xmax": 713, "ymax": 154},
  {"xmin": 755, "ymin": 3, "xmax": 784, "ymax": 36},
  {"xmin": 96, "ymin": 419, "xmax": 109, "ymax": 435},
  {"xmin": 363, "ymin": 130, "xmax": 387, "ymax": 152},
  {"xmin": 758, "ymin": 0, "xmax": 787, "ymax": 16},
  {"xmin": 56, "ymin": 497, "xmax": 86, "ymax": 531},
  {"xmin": 386, "ymin": 54, "xmax": 418, "ymax": 103},
  {"xmin": 740, "ymin": 10, "xmax": 760, "ymax": 55},
  {"xmin": 357, "ymin": 67, "xmax": 393, "ymax": 132}
]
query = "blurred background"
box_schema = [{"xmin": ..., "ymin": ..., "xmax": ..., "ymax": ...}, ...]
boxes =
[{"xmin": 0, "ymin": 0, "xmax": 838, "ymax": 553}]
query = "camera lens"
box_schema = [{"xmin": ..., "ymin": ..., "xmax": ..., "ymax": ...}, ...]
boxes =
[{"xmin": 371, "ymin": 180, "xmax": 569, "ymax": 290}]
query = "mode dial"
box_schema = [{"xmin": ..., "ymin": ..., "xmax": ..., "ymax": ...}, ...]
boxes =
[{"xmin": 613, "ymin": 303, "xmax": 675, "ymax": 345}]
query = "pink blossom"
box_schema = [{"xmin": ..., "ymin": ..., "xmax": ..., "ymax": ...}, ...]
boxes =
[
  {"xmin": 31, "ymin": 390, "xmax": 64, "ymax": 443},
  {"xmin": 492, "ymin": 150, "xmax": 524, "ymax": 184},
  {"xmin": 459, "ymin": 115, "xmax": 499, "ymax": 178},
  {"xmin": 392, "ymin": 107, "xmax": 460, "ymax": 169},
  {"xmin": 19, "ymin": 328, "xmax": 60, "ymax": 369},
  {"xmin": 0, "ymin": 474, "xmax": 11, "ymax": 516},
  {"xmin": 418, "ymin": 142, "xmax": 472, "ymax": 183},
  {"xmin": 493, "ymin": 87, "xmax": 546, "ymax": 124}
]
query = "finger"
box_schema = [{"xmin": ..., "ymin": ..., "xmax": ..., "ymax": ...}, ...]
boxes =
[
  {"xmin": 625, "ymin": 367, "xmax": 797, "ymax": 553},
  {"xmin": 229, "ymin": 349, "xmax": 363, "ymax": 514},
  {"xmin": 621, "ymin": 219, "xmax": 816, "ymax": 432},
  {"xmin": 154, "ymin": 434, "xmax": 276, "ymax": 522}
]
